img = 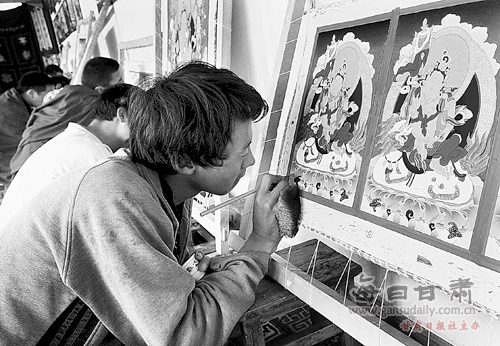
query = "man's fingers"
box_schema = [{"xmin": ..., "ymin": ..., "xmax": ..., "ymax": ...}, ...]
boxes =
[
  {"xmin": 268, "ymin": 178, "xmax": 289, "ymax": 200},
  {"xmin": 197, "ymin": 255, "xmax": 211, "ymax": 272},
  {"xmin": 257, "ymin": 174, "xmax": 289, "ymax": 199},
  {"xmin": 194, "ymin": 251, "xmax": 210, "ymax": 272},
  {"xmin": 256, "ymin": 174, "xmax": 280, "ymax": 195}
]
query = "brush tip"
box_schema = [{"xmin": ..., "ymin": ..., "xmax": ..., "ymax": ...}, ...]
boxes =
[{"xmin": 276, "ymin": 182, "xmax": 301, "ymax": 238}]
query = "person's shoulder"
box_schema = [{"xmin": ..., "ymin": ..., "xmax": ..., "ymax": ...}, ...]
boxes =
[
  {"xmin": 41, "ymin": 85, "xmax": 98, "ymax": 106},
  {"xmin": 83, "ymin": 156, "xmax": 142, "ymax": 184},
  {"xmin": 0, "ymin": 87, "xmax": 17, "ymax": 96},
  {"xmin": 79, "ymin": 157, "xmax": 158, "ymax": 197},
  {"xmin": 42, "ymin": 88, "xmax": 63, "ymax": 104},
  {"xmin": 64, "ymin": 84, "xmax": 99, "ymax": 96},
  {"xmin": 58, "ymin": 123, "xmax": 109, "ymax": 147},
  {"xmin": 0, "ymin": 89, "xmax": 29, "ymax": 120},
  {"xmin": 34, "ymin": 124, "xmax": 90, "ymax": 149},
  {"xmin": 57, "ymin": 127, "xmax": 112, "ymax": 158},
  {"xmin": 33, "ymin": 86, "xmax": 99, "ymax": 121},
  {"xmin": 95, "ymin": 157, "xmax": 141, "ymax": 177},
  {"xmin": 32, "ymin": 126, "xmax": 108, "ymax": 160},
  {"xmin": 60, "ymin": 122, "xmax": 91, "ymax": 136},
  {"xmin": 0, "ymin": 88, "xmax": 21, "ymax": 102}
]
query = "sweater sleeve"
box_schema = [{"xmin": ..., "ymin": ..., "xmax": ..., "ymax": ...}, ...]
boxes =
[{"xmin": 63, "ymin": 166, "xmax": 268, "ymax": 346}]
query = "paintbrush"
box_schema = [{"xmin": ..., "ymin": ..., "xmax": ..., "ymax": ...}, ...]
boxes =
[
  {"xmin": 275, "ymin": 175, "xmax": 301, "ymax": 238},
  {"xmin": 199, "ymin": 175, "xmax": 302, "ymax": 238},
  {"xmin": 199, "ymin": 188, "xmax": 257, "ymax": 217},
  {"xmin": 199, "ymin": 175, "xmax": 291, "ymax": 217}
]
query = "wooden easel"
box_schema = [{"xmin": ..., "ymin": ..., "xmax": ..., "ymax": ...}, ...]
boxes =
[
  {"xmin": 191, "ymin": 193, "xmax": 231, "ymax": 255},
  {"xmin": 71, "ymin": 0, "xmax": 111, "ymax": 85}
]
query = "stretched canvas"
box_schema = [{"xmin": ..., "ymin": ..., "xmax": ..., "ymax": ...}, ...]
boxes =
[
  {"xmin": 362, "ymin": 6, "xmax": 500, "ymax": 254},
  {"xmin": 257, "ymin": 0, "xmax": 500, "ymax": 323},
  {"xmin": 292, "ymin": 20, "xmax": 390, "ymax": 207}
]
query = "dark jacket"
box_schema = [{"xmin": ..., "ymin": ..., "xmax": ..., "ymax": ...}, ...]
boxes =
[
  {"xmin": 9, "ymin": 85, "xmax": 99, "ymax": 175},
  {"xmin": 0, "ymin": 88, "xmax": 31, "ymax": 185}
]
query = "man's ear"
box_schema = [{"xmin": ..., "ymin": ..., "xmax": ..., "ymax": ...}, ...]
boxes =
[
  {"xmin": 116, "ymin": 107, "xmax": 127, "ymax": 122},
  {"xmin": 172, "ymin": 158, "xmax": 195, "ymax": 175},
  {"xmin": 25, "ymin": 88, "xmax": 37, "ymax": 100},
  {"xmin": 95, "ymin": 86, "xmax": 106, "ymax": 94}
]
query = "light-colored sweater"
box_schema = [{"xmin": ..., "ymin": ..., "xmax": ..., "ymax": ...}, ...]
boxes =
[
  {"xmin": 0, "ymin": 154, "xmax": 269, "ymax": 346},
  {"xmin": 0, "ymin": 122, "xmax": 112, "ymax": 229}
]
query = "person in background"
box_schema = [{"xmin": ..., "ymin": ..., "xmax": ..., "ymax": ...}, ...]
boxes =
[
  {"xmin": 51, "ymin": 75, "xmax": 71, "ymax": 90},
  {"xmin": 9, "ymin": 57, "xmax": 123, "ymax": 177},
  {"xmin": 44, "ymin": 64, "xmax": 64, "ymax": 77},
  {"xmin": 0, "ymin": 83, "xmax": 139, "ymax": 229},
  {"xmin": 0, "ymin": 71, "xmax": 54, "ymax": 191},
  {"xmin": 45, "ymin": 64, "xmax": 70, "ymax": 89},
  {"xmin": 0, "ymin": 61, "xmax": 289, "ymax": 345}
]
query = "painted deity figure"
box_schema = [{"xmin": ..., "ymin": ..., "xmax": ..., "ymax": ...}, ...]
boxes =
[
  {"xmin": 168, "ymin": 0, "xmax": 207, "ymax": 72},
  {"xmin": 314, "ymin": 58, "xmax": 357, "ymax": 157},
  {"xmin": 298, "ymin": 40, "xmax": 361, "ymax": 169},
  {"xmin": 378, "ymin": 19, "xmax": 476, "ymax": 190},
  {"xmin": 365, "ymin": 15, "xmax": 500, "ymax": 245},
  {"xmin": 398, "ymin": 46, "xmax": 472, "ymax": 183},
  {"xmin": 293, "ymin": 33, "xmax": 374, "ymax": 205}
]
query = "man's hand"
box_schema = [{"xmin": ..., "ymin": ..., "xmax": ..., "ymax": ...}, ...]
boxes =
[
  {"xmin": 183, "ymin": 251, "xmax": 211, "ymax": 281},
  {"xmin": 195, "ymin": 250, "xmax": 211, "ymax": 274},
  {"xmin": 240, "ymin": 174, "xmax": 289, "ymax": 254}
]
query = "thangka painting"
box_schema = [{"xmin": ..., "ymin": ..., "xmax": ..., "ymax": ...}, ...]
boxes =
[
  {"xmin": 167, "ymin": 0, "xmax": 209, "ymax": 70},
  {"xmin": 292, "ymin": 20, "xmax": 390, "ymax": 207},
  {"xmin": 258, "ymin": 1, "xmax": 500, "ymax": 325},
  {"xmin": 362, "ymin": 1, "xmax": 500, "ymax": 256},
  {"xmin": 165, "ymin": 0, "xmax": 231, "ymax": 73},
  {"xmin": 165, "ymin": 0, "xmax": 209, "ymax": 73}
]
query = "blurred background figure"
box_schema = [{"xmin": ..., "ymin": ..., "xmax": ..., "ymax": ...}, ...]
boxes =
[
  {"xmin": 45, "ymin": 64, "xmax": 71, "ymax": 89},
  {"xmin": 9, "ymin": 57, "xmax": 123, "ymax": 178},
  {"xmin": 44, "ymin": 64, "xmax": 64, "ymax": 77},
  {"xmin": 0, "ymin": 83, "xmax": 139, "ymax": 228},
  {"xmin": 0, "ymin": 71, "xmax": 54, "ymax": 192}
]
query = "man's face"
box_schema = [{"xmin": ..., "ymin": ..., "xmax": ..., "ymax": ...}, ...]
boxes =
[
  {"xmin": 31, "ymin": 85, "xmax": 55, "ymax": 107},
  {"xmin": 194, "ymin": 119, "xmax": 256, "ymax": 196}
]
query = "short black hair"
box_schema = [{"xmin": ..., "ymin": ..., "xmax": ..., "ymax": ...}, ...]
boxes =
[
  {"xmin": 128, "ymin": 60, "xmax": 268, "ymax": 175},
  {"xmin": 50, "ymin": 75, "xmax": 70, "ymax": 88},
  {"xmin": 93, "ymin": 83, "xmax": 139, "ymax": 121},
  {"xmin": 81, "ymin": 57, "xmax": 120, "ymax": 89},
  {"xmin": 17, "ymin": 71, "xmax": 53, "ymax": 93},
  {"xmin": 44, "ymin": 64, "xmax": 64, "ymax": 77}
]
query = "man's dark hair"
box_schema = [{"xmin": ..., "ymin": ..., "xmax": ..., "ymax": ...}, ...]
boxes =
[
  {"xmin": 81, "ymin": 57, "xmax": 120, "ymax": 89},
  {"xmin": 128, "ymin": 60, "xmax": 268, "ymax": 175},
  {"xmin": 50, "ymin": 75, "xmax": 70, "ymax": 88},
  {"xmin": 44, "ymin": 64, "xmax": 64, "ymax": 77},
  {"xmin": 17, "ymin": 71, "xmax": 53, "ymax": 93},
  {"xmin": 93, "ymin": 83, "xmax": 139, "ymax": 121}
]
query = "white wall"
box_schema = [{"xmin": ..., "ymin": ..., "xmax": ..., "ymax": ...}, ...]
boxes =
[
  {"xmin": 111, "ymin": 0, "xmax": 155, "ymax": 43},
  {"xmin": 79, "ymin": 0, "xmax": 155, "ymax": 44},
  {"xmin": 230, "ymin": 0, "xmax": 287, "ymax": 101},
  {"xmin": 229, "ymin": 0, "xmax": 288, "ymax": 197}
]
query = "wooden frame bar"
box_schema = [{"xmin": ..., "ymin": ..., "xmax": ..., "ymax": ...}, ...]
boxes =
[{"xmin": 268, "ymin": 252, "xmax": 422, "ymax": 346}]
